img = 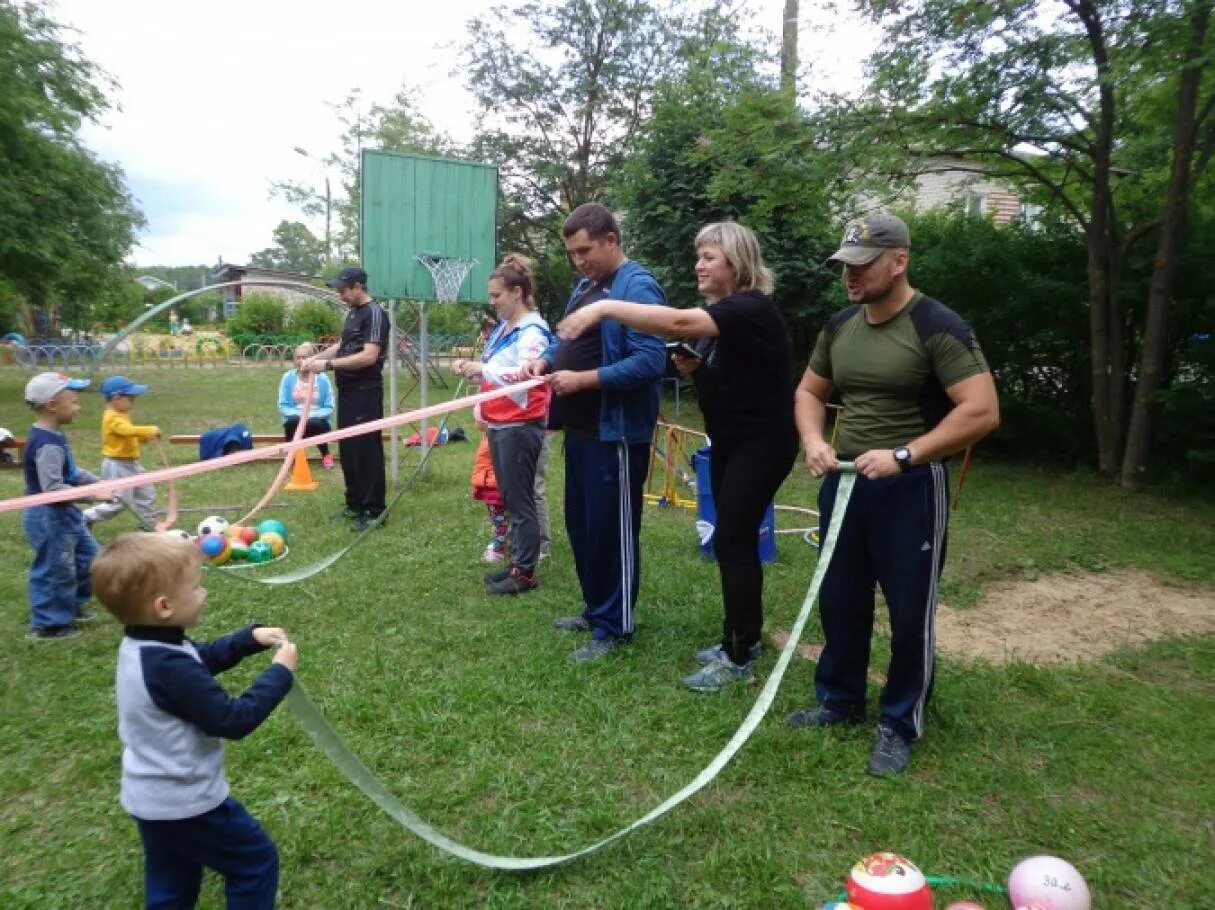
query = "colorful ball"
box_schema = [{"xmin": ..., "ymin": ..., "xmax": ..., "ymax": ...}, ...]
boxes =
[
  {"xmin": 256, "ymin": 518, "xmax": 287, "ymax": 543},
  {"xmin": 228, "ymin": 539, "xmax": 250, "ymax": 560},
  {"xmin": 258, "ymin": 531, "xmax": 285, "ymax": 557},
  {"xmin": 226, "ymin": 525, "xmax": 258, "ymax": 545},
  {"xmin": 198, "ymin": 533, "xmax": 230, "ymax": 566},
  {"xmin": 247, "ymin": 540, "xmax": 273, "ymax": 563},
  {"xmin": 945, "ymin": 904, "xmax": 989, "ymax": 910},
  {"xmin": 845, "ymin": 853, "xmax": 933, "ymax": 910},
  {"xmin": 197, "ymin": 515, "xmax": 230, "ymax": 538},
  {"xmin": 1008, "ymin": 856, "xmax": 1090, "ymax": 910}
]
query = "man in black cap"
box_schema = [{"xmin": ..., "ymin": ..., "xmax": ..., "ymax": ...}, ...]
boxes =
[
  {"xmin": 787, "ymin": 214, "xmax": 999, "ymax": 776},
  {"xmin": 303, "ymin": 267, "xmax": 389, "ymax": 531}
]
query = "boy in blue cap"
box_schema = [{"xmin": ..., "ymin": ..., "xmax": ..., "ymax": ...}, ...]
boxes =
[
  {"xmin": 83, "ymin": 375, "xmax": 161, "ymax": 531},
  {"xmin": 22, "ymin": 371, "xmax": 102, "ymax": 640}
]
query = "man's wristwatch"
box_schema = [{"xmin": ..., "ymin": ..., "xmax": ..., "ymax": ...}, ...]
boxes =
[{"xmin": 893, "ymin": 445, "xmax": 913, "ymax": 472}]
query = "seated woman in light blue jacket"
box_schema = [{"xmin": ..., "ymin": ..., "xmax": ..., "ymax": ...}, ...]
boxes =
[{"xmin": 278, "ymin": 342, "xmax": 336, "ymax": 468}]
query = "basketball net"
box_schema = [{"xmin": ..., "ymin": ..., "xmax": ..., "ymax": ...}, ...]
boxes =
[{"xmin": 416, "ymin": 254, "xmax": 478, "ymax": 303}]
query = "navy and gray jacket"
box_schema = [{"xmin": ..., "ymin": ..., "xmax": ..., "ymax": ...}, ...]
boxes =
[
  {"xmin": 541, "ymin": 259, "xmax": 667, "ymax": 444},
  {"xmin": 116, "ymin": 624, "xmax": 293, "ymax": 821}
]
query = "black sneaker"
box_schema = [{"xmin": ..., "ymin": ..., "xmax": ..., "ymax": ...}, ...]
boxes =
[
  {"xmin": 784, "ymin": 704, "xmax": 865, "ymax": 729},
  {"xmin": 26, "ymin": 625, "xmax": 82, "ymax": 641},
  {"xmin": 351, "ymin": 513, "xmax": 385, "ymax": 533},
  {"xmin": 483, "ymin": 566, "xmax": 512, "ymax": 584},
  {"xmin": 486, "ymin": 566, "xmax": 538, "ymax": 595},
  {"xmin": 553, "ymin": 616, "xmax": 592, "ymax": 632},
  {"xmin": 867, "ymin": 724, "xmax": 911, "ymax": 777},
  {"xmin": 74, "ymin": 607, "xmax": 98, "ymax": 624}
]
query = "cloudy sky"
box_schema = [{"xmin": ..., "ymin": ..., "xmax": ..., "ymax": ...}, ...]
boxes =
[{"xmin": 49, "ymin": 0, "xmax": 876, "ymax": 267}]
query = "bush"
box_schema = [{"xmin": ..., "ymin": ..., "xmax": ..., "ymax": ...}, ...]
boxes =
[
  {"xmin": 226, "ymin": 293, "xmax": 286, "ymax": 337},
  {"xmin": 287, "ymin": 299, "xmax": 342, "ymax": 340}
]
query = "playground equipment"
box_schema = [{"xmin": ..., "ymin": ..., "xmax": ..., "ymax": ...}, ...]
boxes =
[{"xmin": 644, "ymin": 421, "xmax": 705, "ymax": 510}]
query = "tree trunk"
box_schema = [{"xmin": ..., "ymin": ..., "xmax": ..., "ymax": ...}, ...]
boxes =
[
  {"xmin": 1120, "ymin": 2, "xmax": 1211, "ymax": 487},
  {"xmin": 781, "ymin": 0, "xmax": 799, "ymax": 93},
  {"xmin": 1074, "ymin": 0, "xmax": 1122, "ymax": 476}
]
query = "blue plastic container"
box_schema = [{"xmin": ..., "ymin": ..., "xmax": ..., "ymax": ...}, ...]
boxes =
[{"xmin": 691, "ymin": 445, "xmax": 777, "ymax": 563}]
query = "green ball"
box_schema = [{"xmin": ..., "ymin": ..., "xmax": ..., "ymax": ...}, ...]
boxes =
[
  {"xmin": 228, "ymin": 540, "xmax": 249, "ymax": 560},
  {"xmin": 256, "ymin": 518, "xmax": 287, "ymax": 543},
  {"xmin": 247, "ymin": 540, "xmax": 273, "ymax": 563}
]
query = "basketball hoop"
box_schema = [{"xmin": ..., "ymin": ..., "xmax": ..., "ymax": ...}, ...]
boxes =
[{"xmin": 416, "ymin": 254, "xmax": 478, "ymax": 303}]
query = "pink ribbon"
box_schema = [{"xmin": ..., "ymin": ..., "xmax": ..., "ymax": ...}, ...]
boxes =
[{"xmin": 2, "ymin": 380, "xmax": 544, "ymax": 514}]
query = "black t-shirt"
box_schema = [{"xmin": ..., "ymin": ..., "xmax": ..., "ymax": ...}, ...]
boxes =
[
  {"xmin": 550, "ymin": 278, "xmax": 613, "ymax": 437},
  {"xmin": 336, "ymin": 299, "xmax": 389, "ymax": 390},
  {"xmin": 694, "ymin": 290, "xmax": 797, "ymax": 445}
]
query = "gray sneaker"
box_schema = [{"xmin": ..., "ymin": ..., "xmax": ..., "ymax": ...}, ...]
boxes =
[
  {"xmin": 553, "ymin": 616, "xmax": 592, "ymax": 632},
  {"xmin": 694, "ymin": 641, "xmax": 763, "ymax": 665},
  {"xmin": 683, "ymin": 657, "xmax": 754, "ymax": 693},
  {"xmin": 568, "ymin": 637, "xmax": 622, "ymax": 663},
  {"xmin": 867, "ymin": 724, "xmax": 911, "ymax": 777}
]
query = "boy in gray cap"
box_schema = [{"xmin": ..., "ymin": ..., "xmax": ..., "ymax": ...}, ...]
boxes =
[{"xmin": 21, "ymin": 372, "xmax": 103, "ymax": 640}]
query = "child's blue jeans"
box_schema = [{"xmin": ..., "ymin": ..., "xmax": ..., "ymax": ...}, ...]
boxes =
[
  {"xmin": 135, "ymin": 797, "xmax": 279, "ymax": 909},
  {"xmin": 23, "ymin": 505, "xmax": 98, "ymax": 630}
]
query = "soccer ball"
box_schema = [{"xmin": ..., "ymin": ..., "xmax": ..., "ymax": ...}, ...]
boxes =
[
  {"xmin": 197, "ymin": 515, "xmax": 230, "ymax": 538},
  {"xmin": 164, "ymin": 529, "xmax": 191, "ymax": 541}
]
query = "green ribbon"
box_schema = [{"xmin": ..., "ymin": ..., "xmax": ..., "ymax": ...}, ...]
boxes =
[{"xmin": 286, "ymin": 468, "xmax": 857, "ymax": 869}]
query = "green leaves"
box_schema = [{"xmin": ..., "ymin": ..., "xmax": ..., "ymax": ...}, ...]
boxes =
[{"xmin": 0, "ymin": 1, "xmax": 141, "ymax": 315}]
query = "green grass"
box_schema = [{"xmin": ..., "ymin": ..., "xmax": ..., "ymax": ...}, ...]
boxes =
[{"xmin": 1, "ymin": 365, "xmax": 1213, "ymax": 909}]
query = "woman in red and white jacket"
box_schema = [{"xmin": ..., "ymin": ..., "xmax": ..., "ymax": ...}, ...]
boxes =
[{"xmin": 451, "ymin": 255, "xmax": 553, "ymax": 595}]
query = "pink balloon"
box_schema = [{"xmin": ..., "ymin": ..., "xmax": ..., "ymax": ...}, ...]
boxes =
[{"xmin": 1008, "ymin": 856, "xmax": 1091, "ymax": 910}]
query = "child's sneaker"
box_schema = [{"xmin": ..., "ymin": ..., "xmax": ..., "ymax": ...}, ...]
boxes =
[
  {"xmin": 321, "ymin": 453, "xmax": 335, "ymax": 470},
  {"xmin": 482, "ymin": 544, "xmax": 506, "ymax": 563},
  {"xmin": 26, "ymin": 625, "xmax": 82, "ymax": 641}
]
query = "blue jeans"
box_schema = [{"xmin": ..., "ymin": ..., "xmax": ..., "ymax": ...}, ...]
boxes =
[
  {"xmin": 135, "ymin": 797, "xmax": 279, "ymax": 909},
  {"xmin": 23, "ymin": 505, "xmax": 99, "ymax": 630}
]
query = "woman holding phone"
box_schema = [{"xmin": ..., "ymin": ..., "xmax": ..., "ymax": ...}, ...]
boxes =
[{"xmin": 557, "ymin": 222, "xmax": 798, "ymax": 691}]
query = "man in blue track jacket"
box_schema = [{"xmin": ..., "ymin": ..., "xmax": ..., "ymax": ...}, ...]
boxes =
[{"xmin": 525, "ymin": 203, "xmax": 667, "ymax": 662}]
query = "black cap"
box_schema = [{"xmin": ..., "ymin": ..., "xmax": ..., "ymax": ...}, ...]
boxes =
[{"xmin": 327, "ymin": 266, "xmax": 368, "ymax": 288}]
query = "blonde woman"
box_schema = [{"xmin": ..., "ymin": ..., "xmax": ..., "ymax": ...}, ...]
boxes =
[
  {"xmin": 557, "ymin": 222, "xmax": 798, "ymax": 691},
  {"xmin": 278, "ymin": 343, "xmax": 335, "ymax": 468}
]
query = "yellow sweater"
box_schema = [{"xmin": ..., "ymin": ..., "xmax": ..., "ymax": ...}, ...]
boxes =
[{"xmin": 100, "ymin": 408, "xmax": 160, "ymax": 459}]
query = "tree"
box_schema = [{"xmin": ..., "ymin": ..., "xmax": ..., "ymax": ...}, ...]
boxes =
[
  {"xmin": 615, "ymin": 31, "xmax": 839, "ymax": 354},
  {"xmin": 0, "ymin": 1, "xmax": 143, "ymax": 315},
  {"xmin": 464, "ymin": 0, "xmax": 773, "ymax": 313},
  {"xmin": 837, "ymin": 0, "xmax": 1215, "ymax": 485},
  {"xmin": 270, "ymin": 86, "xmax": 449, "ymax": 263},
  {"xmin": 249, "ymin": 220, "xmax": 325, "ymax": 275}
]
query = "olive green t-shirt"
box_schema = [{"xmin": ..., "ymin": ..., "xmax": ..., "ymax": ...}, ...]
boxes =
[{"xmin": 807, "ymin": 293, "xmax": 989, "ymax": 458}]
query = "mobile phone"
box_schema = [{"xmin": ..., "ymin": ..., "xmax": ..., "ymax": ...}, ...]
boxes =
[{"xmin": 666, "ymin": 341, "xmax": 699, "ymax": 359}]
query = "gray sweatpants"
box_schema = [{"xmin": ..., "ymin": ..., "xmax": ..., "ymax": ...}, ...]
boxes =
[
  {"xmin": 83, "ymin": 458, "xmax": 157, "ymax": 530},
  {"xmin": 488, "ymin": 422, "xmax": 544, "ymax": 572},
  {"xmin": 534, "ymin": 431, "xmax": 554, "ymax": 557}
]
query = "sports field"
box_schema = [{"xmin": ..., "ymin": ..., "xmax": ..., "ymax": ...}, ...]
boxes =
[{"xmin": 1, "ymin": 366, "xmax": 1213, "ymax": 908}]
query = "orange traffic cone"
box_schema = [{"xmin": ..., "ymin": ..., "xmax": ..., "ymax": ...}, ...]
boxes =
[{"xmin": 284, "ymin": 448, "xmax": 319, "ymax": 492}]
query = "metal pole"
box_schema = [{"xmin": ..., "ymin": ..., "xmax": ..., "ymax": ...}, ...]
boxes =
[
  {"xmin": 419, "ymin": 301, "xmax": 429, "ymax": 468},
  {"xmin": 388, "ymin": 299, "xmax": 399, "ymax": 486},
  {"xmin": 324, "ymin": 177, "xmax": 332, "ymax": 268}
]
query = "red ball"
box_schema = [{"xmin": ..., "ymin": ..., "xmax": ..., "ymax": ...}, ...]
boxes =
[{"xmin": 845, "ymin": 852, "xmax": 933, "ymax": 910}]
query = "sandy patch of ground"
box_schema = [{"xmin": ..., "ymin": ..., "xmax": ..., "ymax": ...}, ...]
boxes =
[{"xmin": 773, "ymin": 570, "xmax": 1215, "ymax": 667}]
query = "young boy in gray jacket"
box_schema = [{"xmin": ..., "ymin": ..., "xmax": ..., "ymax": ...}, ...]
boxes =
[{"xmin": 91, "ymin": 533, "xmax": 299, "ymax": 908}]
